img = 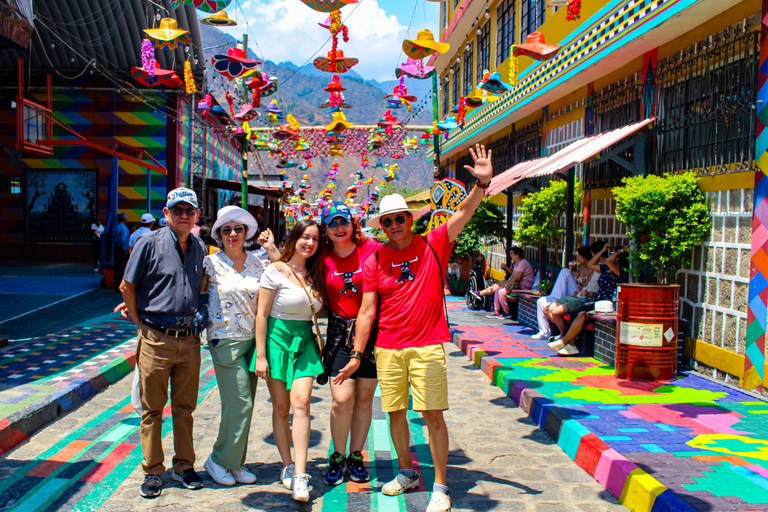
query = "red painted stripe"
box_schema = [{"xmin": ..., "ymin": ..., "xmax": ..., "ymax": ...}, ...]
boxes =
[
  {"xmin": 574, "ymin": 433, "xmax": 611, "ymax": 477},
  {"xmin": 79, "ymin": 442, "xmax": 138, "ymax": 482}
]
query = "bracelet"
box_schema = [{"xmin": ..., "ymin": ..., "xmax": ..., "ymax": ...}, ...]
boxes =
[
  {"xmin": 350, "ymin": 350, "xmax": 363, "ymax": 360},
  {"xmin": 475, "ymin": 179, "xmax": 490, "ymax": 190}
]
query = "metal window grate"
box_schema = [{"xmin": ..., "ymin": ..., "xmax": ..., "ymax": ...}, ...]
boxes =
[
  {"xmin": 476, "ymin": 22, "xmax": 491, "ymax": 84},
  {"xmin": 521, "ymin": 0, "xmax": 546, "ymax": 43},
  {"xmin": 452, "ymin": 62, "xmax": 461, "ymax": 109},
  {"xmin": 463, "ymin": 42, "xmax": 475, "ymax": 96},
  {"xmin": 496, "ymin": 0, "xmax": 516, "ymax": 65}
]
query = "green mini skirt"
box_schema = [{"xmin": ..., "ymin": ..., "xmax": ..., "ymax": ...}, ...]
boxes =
[{"xmin": 250, "ymin": 317, "xmax": 322, "ymax": 390}]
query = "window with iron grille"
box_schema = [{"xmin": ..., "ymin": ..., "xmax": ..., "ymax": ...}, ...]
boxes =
[
  {"xmin": 521, "ymin": 0, "xmax": 546, "ymax": 42},
  {"xmin": 488, "ymin": 133, "xmax": 516, "ymax": 176},
  {"xmin": 463, "ymin": 42, "xmax": 474, "ymax": 96},
  {"xmin": 515, "ymin": 121, "xmax": 542, "ymax": 162},
  {"xmin": 476, "ymin": 21, "xmax": 490, "ymax": 84},
  {"xmin": 441, "ymin": 75, "xmax": 450, "ymax": 118},
  {"xmin": 452, "ymin": 62, "xmax": 461, "ymax": 108},
  {"xmin": 496, "ymin": 0, "xmax": 516, "ymax": 65}
]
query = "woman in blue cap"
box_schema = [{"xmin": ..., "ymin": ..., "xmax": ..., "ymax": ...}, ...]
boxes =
[{"xmin": 318, "ymin": 201, "xmax": 381, "ymax": 487}]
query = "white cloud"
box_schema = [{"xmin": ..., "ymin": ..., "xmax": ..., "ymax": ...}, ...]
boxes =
[{"xmin": 215, "ymin": 0, "xmax": 437, "ymax": 82}]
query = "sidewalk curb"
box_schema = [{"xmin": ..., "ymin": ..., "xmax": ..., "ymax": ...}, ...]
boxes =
[
  {"xmin": 452, "ymin": 332, "xmax": 697, "ymax": 512},
  {"xmin": 0, "ymin": 349, "xmax": 136, "ymax": 455}
]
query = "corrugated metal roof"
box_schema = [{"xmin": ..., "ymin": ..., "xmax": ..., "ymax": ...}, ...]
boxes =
[{"xmin": 0, "ymin": 0, "xmax": 204, "ymax": 81}]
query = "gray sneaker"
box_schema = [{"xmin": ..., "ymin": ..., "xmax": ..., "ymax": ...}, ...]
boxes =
[
  {"xmin": 381, "ymin": 472, "xmax": 420, "ymax": 496},
  {"xmin": 280, "ymin": 463, "xmax": 294, "ymax": 490}
]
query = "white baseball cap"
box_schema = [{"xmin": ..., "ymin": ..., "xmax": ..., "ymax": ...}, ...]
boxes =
[
  {"xmin": 140, "ymin": 213, "xmax": 156, "ymax": 224},
  {"xmin": 367, "ymin": 194, "xmax": 422, "ymax": 229},
  {"xmin": 166, "ymin": 187, "xmax": 199, "ymax": 209}
]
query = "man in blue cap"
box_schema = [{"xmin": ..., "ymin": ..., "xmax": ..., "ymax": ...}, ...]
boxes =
[{"xmin": 120, "ymin": 187, "xmax": 207, "ymax": 498}]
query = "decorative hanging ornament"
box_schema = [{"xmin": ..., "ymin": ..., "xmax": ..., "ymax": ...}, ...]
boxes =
[
  {"xmin": 566, "ymin": 0, "xmax": 582, "ymax": 21},
  {"xmin": 200, "ymin": 10, "xmax": 237, "ymax": 26},
  {"xmin": 211, "ymin": 45, "xmax": 261, "ymax": 80},
  {"xmin": 478, "ymin": 71, "xmax": 513, "ymax": 94},
  {"xmin": 324, "ymin": 74, "xmax": 346, "ymax": 109},
  {"xmin": 140, "ymin": 40, "xmax": 155, "ymax": 77},
  {"xmin": 456, "ymin": 97, "xmax": 466, "ymax": 127},
  {"xmin": 396, "ymin": 57, "xmax": 435, "ymax": 80},
  {"xmin": 325, "ymin": 111, "xmax": 353, "ymax": 134},
  {"xmin": 287, "ymin": 114, "xmax": 300, "ymax": 133},
  {"xmin": 184, "ymin": 60, "xmax": 196, "ymax": 94},
  {"xmin": 513, "ymin": 32, "xmax": 562, "ymax": 61},
  {"xmin": 298, "ymin": 0, "xmax": 358, "ymax": 13},
  {"xmin": 402, "ymin": 29, "xmax": 450, "ymax": 60},
  {"xmin": 313, "ymin": 49, "xmax": 358, "ymax": 74},
  {"xmin": 509, "ymin": 45, "xmax": 518, "ymax": 87},
  {"xmin": 131, "ymin": 61, "xmax": 183, "ymax": 88},
  {"xmin": 144, "ymin": 18, "xmax": 191, "ymax": 50},
  {"xmin": 170, "ymin": 0, "xmax": 233, "ymax": 14}
]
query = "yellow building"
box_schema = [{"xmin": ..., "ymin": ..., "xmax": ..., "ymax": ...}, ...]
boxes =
[{"xmin": 428, "ymin": 0, "xmax": 766, "ymax": 389}]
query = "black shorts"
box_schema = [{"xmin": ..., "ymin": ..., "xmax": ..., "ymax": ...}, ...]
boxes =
[{"xmin": 330, "ymin": 344, "xmax": 377, "ymax": 380}]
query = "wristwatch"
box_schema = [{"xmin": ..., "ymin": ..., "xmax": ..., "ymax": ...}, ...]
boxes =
[{"xmin": 350, "ymin": 350, "xmax": 363, "ymax": 360}]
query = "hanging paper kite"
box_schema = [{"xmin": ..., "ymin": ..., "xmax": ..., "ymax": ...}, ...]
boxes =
[
  {"xmin": 402, "ymin": 29, "xmax": 449, "ymax": 60},
  {"xmin": 212, "ymin": 46, "xmax": 261, "ymax": 80},
  {"xmin": 144, "ymin": 18, "xmax": 192, "ymax": 50},
  {"xmin": 298, "ymin": 0, "xmax": 358, "ymax": 13},
  {"xmin": 395, "ymin": 57, "xmax": 435, "ymax": 80}
]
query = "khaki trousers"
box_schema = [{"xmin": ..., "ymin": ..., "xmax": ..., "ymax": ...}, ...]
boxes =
[
  {"xmin": 209, "ymin": 338, "xmax": 258, "ymax": 470},
  {"xmin": 137, "ymin": 323, "xmax": 201, "ymax": 475}
]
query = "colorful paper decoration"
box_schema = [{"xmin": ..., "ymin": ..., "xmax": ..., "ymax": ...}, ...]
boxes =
[
  {"xmin": 170, "ymin": 0, "xmax": 233, "ymax": 14},
  {"xmin": 402, "ymin": 29, "xmax": 450, "ymax": 60},
  {"xmin": 396, "ymin": 57, "xmax": 435, "ymax": 79},
  {"xmin": 313, "ymin": 49, "xmax": 358, "ymax": 74},
  {"xmin": 131, "ymin": 61, "xmax": 182, "ymax": 88},
  {"xmin": 184, "ymin": 61, "xmax": 196, "ymax": 94},
  {"xmin": 513, "ymin": 32, "xmax": 561, "ymax": 61},
  {"xmin": 144, "ymin": 18, "xmax": 192, "ymax": 50},
  {"xmin": 140, "ymin": 40, "xmax": 155, "ymax": 77},
  {"xmin": 326, "ymin": 111, "xmax": 353, "ymax": 133},
  {"xmin": 479, "ymin": 72, "xmax": 513, "ymax": 94},
  {"xmin": 201, "ymin": 10, "xmax": 237, "ymax": 26},
  {"xmin": 324, "ymin": 74, "xmax": 346, "ymax": 109},
  {"xmin": 298, "ymin": 0, "xmax": 358, "ymax": 13},
  {"xmin": 211, "ymin": 46, "xmax": 261, "ymax": 80},
  {"xmin": 566, "ymin": 0, "xmax": 582, "ymax": 21}
]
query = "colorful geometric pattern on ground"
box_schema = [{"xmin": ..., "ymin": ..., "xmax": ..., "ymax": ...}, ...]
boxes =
[
  {"xmin": 0, "ymin": 319, "xmax": 136, "ymax": 454},
  {"xmin": 451, "ymin": 311, "xmax": 768, "ymax": 512},
  {"xmin": 0, "ymin": 352, "xmax": 216, "ymax": 512}
]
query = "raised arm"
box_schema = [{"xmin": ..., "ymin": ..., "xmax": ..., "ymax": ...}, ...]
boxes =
[
  {"xmin": 446, "ymin": 144, "xmax": 493, "ymax": 244},
  {"xmin": 587, "ymin": 244, "xmax": 608, "ymax": 273},
  {"xmin": 332, "ymin": 290, "xmax": 378, "ymax": 385},
  {"xmin": 258, "ymin": 228, "xmax": 280, "ymax": 262}
]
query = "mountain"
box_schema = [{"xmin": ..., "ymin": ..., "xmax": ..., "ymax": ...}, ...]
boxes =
[{"xmin": 199, "ymin": 24, "xmax": 435, "ymax": 198}]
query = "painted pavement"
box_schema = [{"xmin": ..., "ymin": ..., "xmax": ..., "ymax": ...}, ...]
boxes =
[{"xmin": 445, "ymin": 296, "xmax": 768, "ymax": 512}]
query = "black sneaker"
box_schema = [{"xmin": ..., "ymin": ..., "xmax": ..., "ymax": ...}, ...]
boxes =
[
  {"xmin": 346, "ymin": 451, "xmax": 369, "ymax": 483},
  {"xmin": 324, "ymin": 452, "xmax": 346, "ymax": 486},
  {"xmin": 140, "ymin": 474, "xmax": 163, "ymax": 498},
  {"xmin": 172, "ymin": 468, "xmax": 204, "ymax": 489}
]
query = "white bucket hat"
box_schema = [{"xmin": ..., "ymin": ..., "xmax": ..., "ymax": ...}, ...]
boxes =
[
  {"xmin": 211, "ymin": 205, "xmax": 258, "ymax": 243},
  {"xmin": 367, "ymin": 194, "xmax": 422, "ymax": 229}
]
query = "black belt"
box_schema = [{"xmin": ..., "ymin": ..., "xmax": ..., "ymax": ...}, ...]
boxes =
[{"xmin": 142, "ymin": 320, "xmax": 192, "ymax": 338}]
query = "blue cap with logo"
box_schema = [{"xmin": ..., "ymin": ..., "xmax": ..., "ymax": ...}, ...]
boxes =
[
  {"xmin": 166, "ymin": 187, "xmax": 198, "ymax": 209},
  {"xmin": 322, "ymin": 201, "xmax": 352, "ymax": 225}
]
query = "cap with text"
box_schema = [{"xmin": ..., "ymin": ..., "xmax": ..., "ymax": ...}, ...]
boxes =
[{"xmin": 166, "ymin": 187, "xmax": 198, "ymax": 209}]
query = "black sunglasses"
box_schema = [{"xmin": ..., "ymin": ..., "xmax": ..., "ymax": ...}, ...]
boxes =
[
  {"xmin": 328, "ymin": 218, "xmax": 350, "ymax": 228},
  {"xmin": 381, "ymin": 214, "xmax": 407, "ymax": 228},
  {"xmin": 221, "ymin": 225, "xmax": 246, "ymax": 236},
  {"xmin": 171, "ymin": 206, "xmax": 196, "ymax": 217}
]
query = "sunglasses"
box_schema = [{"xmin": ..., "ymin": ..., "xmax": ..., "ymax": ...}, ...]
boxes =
[
  {"xmin": 381, "ymin": 214, "xmax": 407, "ymax": 228},
  {"xmin": 170, "ymin": 206, "xmax": 196, "ymax": 217},
  {"xmin": 221, "ymin": 225, "xmax": 246, "ymax": 236},
  {"xmin": 328, "ymin": 218, "xmax": 350, "ymax": 228}
]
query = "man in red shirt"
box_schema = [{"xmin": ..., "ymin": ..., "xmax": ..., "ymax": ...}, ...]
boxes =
[{"xmin": 336, "ymin": 144, "xmax": 493, "ymax": 512}]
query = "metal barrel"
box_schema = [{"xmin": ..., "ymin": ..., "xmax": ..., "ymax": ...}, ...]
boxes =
[{"xmin": 615, "ymin": 284, "xmax": 680, "ymax": 381}]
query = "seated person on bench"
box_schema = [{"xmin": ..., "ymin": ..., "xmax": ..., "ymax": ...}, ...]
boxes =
[
  {"xmin": 471, "ymin": 247, "xmax": 533, "ymax": 319},
  {"xmin": 547, "ymin": 241, "xmax": 628, "ymax": 356}
]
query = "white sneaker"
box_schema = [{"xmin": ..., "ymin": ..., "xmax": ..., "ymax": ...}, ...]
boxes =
[
  {"xmin": 558, "ymin": 344, "xmax": 580, "ymax": 356},
  {"xmin": 486, "ymin": 313, "xmax": 502, "ymax": 319},
  {"xmin": 204, "ymin": 456, "xmax": 235, "ymax": 486},
  {"xmin": 381, "ymin": 472, "xmax": 420, "ymax": 496},
  {"xmin": 291, "ymin": 472, "xmax": 311, "ymax": 502},
  {"xmin": 280, "ymin": 462, "xmax": 294, "ymax": 490},
  {"xmin": 548, "ymin": 338, "xmax": 565, "ymax": 352},
  {"xmin": 531, "ymin": 332, "xmax": 550, "ymax": 340},
  {"xmin": 426, "ymin": 491, "xmax": 452, "ymax": 512},
  {"xmin": 231, "ymin": 466, "xmax": 257, "ymax": 484}
]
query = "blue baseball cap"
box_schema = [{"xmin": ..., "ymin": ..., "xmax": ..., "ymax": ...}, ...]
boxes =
[
  {"xmin": 166, "ymin": 187, "xmax": 198, "ymax": 209},
  {"xmin": 322, "ymin": 201, "xmax": 352, "ymax": 225}
]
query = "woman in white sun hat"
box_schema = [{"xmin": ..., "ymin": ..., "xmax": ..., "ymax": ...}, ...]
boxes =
[{"xmin": 201, "ymin": 205, "xmax": 278, "ymax": 487}]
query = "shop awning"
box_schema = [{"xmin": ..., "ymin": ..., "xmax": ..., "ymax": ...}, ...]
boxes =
[{"xmin": 487, "ymin": 117, "xmax": 656, "ymax": 196}]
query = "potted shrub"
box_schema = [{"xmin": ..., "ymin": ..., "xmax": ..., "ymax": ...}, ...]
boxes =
[
  {"xmin": 611, "ymin": 171, "xmax": 711, "ymax": 381},
  {"xmin": 516, "ymin": 179, "xmax": 582, "ymax": 283}
]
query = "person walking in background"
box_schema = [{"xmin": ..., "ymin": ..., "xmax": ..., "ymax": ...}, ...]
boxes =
[
  {"xmin": 252, "ymin": 219, "xmax": 324, "ymax": 502},
  {"xmin": 113, "ymin": 212, "xmax": 130, "ymax": 292},
  {"xmin": 202, "ymin": 206, "xmax": 278, "ymax": 487},
  {"xmin": 341, "ymin": 144, "xmax": 493, "ymax": 512},
  {"xmin": 318, "ymin": 202, "xmax": 381, "ymax": 486},
  {"xmin": 129, "ymin": 213, "xmax": 155, "ymax": 254},
  {"xmin": 119, "ymin": 187, "xmax": 206, "ymax": 499},
  {"xmin": 91, "ymin": 217, "xmax": 104, "ymax": 272}
]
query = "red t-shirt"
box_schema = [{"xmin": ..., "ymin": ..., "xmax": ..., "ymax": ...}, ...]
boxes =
[
  {"xmin": 363, "ymin": 223, "xmax": 453, "ymax": 349},
  {"xmin": 323, "ymin": 239, "xmax": 381, "ymax": 320}
]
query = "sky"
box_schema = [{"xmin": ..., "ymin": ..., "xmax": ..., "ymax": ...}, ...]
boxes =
[{"xmin": 209, "ymin": 0, "xmax": 440, "ymax": 82}]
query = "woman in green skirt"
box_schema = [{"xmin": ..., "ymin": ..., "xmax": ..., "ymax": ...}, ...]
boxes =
[{"xmin": 253, "ymin": 219, "xmax": 324, "ymax": 502}]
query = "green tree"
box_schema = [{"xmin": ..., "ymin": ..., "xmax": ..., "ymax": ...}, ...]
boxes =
[
  {"xmin": 613, "ymin": 172, "xmax": 711, "ymax": 283},
  {"xmin": 451, "ymin": 199, "xmax": 507, "ymax": 258},
  {"xmin": 516, "ymin": 179, "xmax": 582, "ymax": 268}
]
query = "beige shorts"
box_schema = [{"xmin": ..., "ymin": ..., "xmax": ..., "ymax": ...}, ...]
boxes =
[{"xmin": 375, "ymin": 344, "xmax": 449, "ymax": 412}]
